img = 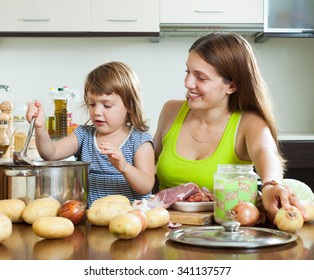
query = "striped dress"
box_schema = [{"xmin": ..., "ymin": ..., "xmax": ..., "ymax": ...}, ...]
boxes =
[{"xmin": 74, "ymin": 125, "xmax": 154, "ymax": 207}]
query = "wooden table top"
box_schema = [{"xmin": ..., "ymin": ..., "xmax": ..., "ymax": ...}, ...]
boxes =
[{"xmin": 1, "ymin": 220, "xmax": 314, "ymax": 260}]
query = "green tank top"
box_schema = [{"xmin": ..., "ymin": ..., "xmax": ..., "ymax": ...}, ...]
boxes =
[{"xmin": 156, "ymin": 101, "xmax": 252, "ymax": 192}]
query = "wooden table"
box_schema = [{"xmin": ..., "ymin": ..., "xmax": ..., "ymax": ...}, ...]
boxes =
[{"xmin": 1, "ymin": 220, "xmax": 314, "ymax": 260}]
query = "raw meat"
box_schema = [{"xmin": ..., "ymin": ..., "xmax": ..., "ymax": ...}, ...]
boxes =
[
  {"xmin": 186, "ymin": 187, "xmax": 215, "ymax": 202},
  {"xmin": 149, "ymin": 182, "xmax": 200, "ymax": 208}
]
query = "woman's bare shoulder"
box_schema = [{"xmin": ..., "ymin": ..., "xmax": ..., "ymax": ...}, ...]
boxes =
[
  {"xmin": 241, "ymin": 111, "xmax": 266, "ymax": 125},
  {"xmin": 161, "ymin": 99, "xmax": 185, "ymax": 117},
  {"xmin": 239, "ymin": 111, "xmax": 270, "ymax": 137},
  {"xmin": 155, "ymin": 99, "xmax": 185, "ymax": 141}
]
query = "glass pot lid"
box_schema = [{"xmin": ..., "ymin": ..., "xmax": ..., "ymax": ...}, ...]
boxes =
[{"xmin": 166, "ymin": 221, "xmax": 298, "ymax": 249}]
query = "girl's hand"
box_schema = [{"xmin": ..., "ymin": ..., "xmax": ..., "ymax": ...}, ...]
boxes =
[
  {"xmin": 261, "ymin": 184, "xmax": 309, "ymax": 223},
  {"xmin": 99, "ymin": 142, "xmax": 128, "ymax": 172},
  {"xmin": 26, "ymin": 100, "xmax": 46, "ymax": 129}
]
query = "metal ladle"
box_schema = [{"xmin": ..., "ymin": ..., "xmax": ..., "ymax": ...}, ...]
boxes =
[{"xmin": 13, "ymin": 117, "xmax": 36, "ymax": 165}]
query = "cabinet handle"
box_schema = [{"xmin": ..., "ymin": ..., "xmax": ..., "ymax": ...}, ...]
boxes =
[
  {"xmin": 195, "ymin": 10, "xmax": 224, "ymax": 14},
  {"xmin": 107, "ymin": 19, "xmax": 138, "ymax": 22},
  {"xmin": 21, "ymin": 19, "xmax": 51, "ymax": 22}
]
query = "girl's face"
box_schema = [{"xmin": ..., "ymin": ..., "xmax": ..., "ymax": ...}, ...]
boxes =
[
  {"xmin": 184, "ymin": 51, "xmax": 235, "ymax": 110},
  {"xmin": 86, "ymin": 92, "xmax": 129, "ymax": 135}
]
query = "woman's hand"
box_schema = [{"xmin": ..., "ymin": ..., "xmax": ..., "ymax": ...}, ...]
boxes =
[
  {"xmin": 99, "ymin": 142, "xmax": 128, "ymax": 172},
  {"xmin": 261, "ymin": 184, "xmax": 309, "ymax": 223}
]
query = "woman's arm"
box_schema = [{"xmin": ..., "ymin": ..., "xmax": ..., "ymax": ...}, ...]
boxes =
[{"xmin": 238, "ymin": 112, "xmax": 308, "ymax": 222}]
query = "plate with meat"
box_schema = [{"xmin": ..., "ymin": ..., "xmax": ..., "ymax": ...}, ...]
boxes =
[
  {"xmin": 171, "ymin": 201, "xmax": 214, "ymax": 212},
  {"xmin": 170, "ymin": 186, "xmax": 214, "ymax": 212}
]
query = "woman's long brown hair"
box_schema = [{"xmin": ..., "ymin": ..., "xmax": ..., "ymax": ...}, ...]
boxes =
[{"xmin": 189, "ymin": 32, "xmax": 286, "ymax": 167}]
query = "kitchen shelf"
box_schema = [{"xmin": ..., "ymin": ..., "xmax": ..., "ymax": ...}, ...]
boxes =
[
  {"xmin": 255, "ymin": 32, "xmax": 314, "ymax": 43},
  {"xmin": 0, "ymin": 32, "xmax": 160, "ymax": 37}
]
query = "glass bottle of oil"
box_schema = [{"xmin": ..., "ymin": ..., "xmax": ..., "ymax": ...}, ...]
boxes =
[
  {"xmin": 0, "ymin": 113, "xmax": 10, "ymax": 159},
  {"xmin": 54, "ymin": 88, "xmax": 68, "ymax": 139}
]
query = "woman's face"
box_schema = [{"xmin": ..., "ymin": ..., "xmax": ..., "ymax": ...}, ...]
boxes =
[
  {"xmin": 86, "ymin": 92, "xmax": 128, "ymax": 135},
  {"xmin": 184, "ymin": 51, "xmax": 234, "ymax": 110}
]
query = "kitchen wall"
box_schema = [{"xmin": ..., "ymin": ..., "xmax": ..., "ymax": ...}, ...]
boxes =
[{"xmin": 0, "ymin": 35, "xmax": 313, "ymax": 135}]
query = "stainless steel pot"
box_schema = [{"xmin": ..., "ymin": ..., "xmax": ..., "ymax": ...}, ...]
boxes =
[{"xmin": 0, "ymin": 161, "xmax": 90, "ymax": 204}]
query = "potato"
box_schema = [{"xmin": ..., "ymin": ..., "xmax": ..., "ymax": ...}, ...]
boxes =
[
  {"xmin": 146, "ymin": 207, "xmax": 170, "ymax": 229},
  {"xmin": 23, "ymin": 197, "xmax": 61, "ymax": 224},
  {"xmin": 91, "ymin": 195, "xmax": 130, "ymax": 206},
  {"xmin": 0, "ymin": 213, "xmax": 12, "ymax": 243},
  {"xmin": 0, "ymin": 198, "xmax": 26, "ymax": 223},
  {"xmin": 32, "ymin": 216, "xmax": 74, "ymax": 239},
  {"xmin": 109, "ymin": 213, "xmax": 142, "ymax": 239},
  {"xmin": 87, "ymin": 201, "xmax": 133, "ymax": 226}
]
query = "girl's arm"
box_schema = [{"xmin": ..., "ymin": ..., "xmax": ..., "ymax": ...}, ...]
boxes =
[
  {"xmin": 99, "ymin": 141, "xmax": 155, "ymax": 195},
  {"xmin": 26, "ymin": 100, "xmax": 78, "ymax": 161}
]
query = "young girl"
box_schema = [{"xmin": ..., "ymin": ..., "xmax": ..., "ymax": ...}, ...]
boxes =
[{"xmin": 26, "ymin": 61, "xmax": 155, "ymax": 207}]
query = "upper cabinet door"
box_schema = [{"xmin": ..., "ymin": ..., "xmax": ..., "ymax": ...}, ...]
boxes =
[
  {"xmin": 0, "ymin": 0, "xmax": 90, "ymax": 32},
  {"xmin": 160, "ymin": 0, "xmax": 263, "ymax": 24},
  {"xmin": 90, "ymin": 0, "xmax": 159, "ymax": 32}
]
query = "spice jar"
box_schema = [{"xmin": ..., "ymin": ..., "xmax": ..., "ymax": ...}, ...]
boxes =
[
  {"xmin": 213, "ymin": 164, "xmax": 258, "ymax": 224},
  {"xmin": 13, "ymin": 116, "xmax": 29, "ymax": 152}
]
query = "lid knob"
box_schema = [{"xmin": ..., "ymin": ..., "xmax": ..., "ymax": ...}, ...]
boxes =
[{"xmin": 222, "ymin": 221, "xmax": 241, "ymax": 232}]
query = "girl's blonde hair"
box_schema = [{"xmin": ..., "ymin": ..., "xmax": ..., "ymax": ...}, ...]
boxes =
[{"xmin": 84, "ymin": 61, "xmax": 149, "ymax": 132}]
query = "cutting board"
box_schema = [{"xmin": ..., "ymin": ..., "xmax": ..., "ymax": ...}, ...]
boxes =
[{"xmin": 169, "ymin": 210, "xmax": 214, "ymax": 225}]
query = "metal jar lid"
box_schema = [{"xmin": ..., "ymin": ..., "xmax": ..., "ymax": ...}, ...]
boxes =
[{"xmin": 166, "ymin": 221, "xmax": 297, "ymax": 249}]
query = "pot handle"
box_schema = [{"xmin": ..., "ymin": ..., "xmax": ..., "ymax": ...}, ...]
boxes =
[{"xmin": 4, "ymin": 169, "xmax": 41, "ymax": 177}]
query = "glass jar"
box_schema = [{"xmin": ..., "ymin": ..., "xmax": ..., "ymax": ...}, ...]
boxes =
[
  {"xmin": 13, "ymin": 116, "xmax": 29, "ymax": 152},
  {"xmin": 213, "ymin": 164, "xmax": 258, "ymax": 224}
]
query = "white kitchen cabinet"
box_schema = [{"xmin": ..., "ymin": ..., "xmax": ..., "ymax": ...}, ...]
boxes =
[
  {"xmin": 90, "ymin": 0, "xmax": 159, "ymax": 33},
  {"xmin": 160, "ymin": 0, "xmax": 263, "ymax": 24},
  {"xmin": 0, "ymin": 0, "xmax": 90, "ymax": 32}
]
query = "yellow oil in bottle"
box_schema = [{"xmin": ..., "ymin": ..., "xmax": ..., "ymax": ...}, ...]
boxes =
[
  {"xmin": 54, "ymin": 99, "xmax": 67, "ymax": 139},
  {"xmin": 0, "ymin": 144, "xmax": 9, "ymax": 159}
]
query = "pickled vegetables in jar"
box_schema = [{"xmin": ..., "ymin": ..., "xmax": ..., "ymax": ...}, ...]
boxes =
[{"xmin": 213, "ymin": 164, "xmax": 258, "ymax": 224}]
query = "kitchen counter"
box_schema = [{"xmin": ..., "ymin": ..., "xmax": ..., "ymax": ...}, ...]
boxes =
[
  {"xmin": 279, "ymin": 133, "xmax": 314, "ymax": 141},
  {"xmin": 1, "ymin": 220, "xmax": 314, "ymax": 260}
]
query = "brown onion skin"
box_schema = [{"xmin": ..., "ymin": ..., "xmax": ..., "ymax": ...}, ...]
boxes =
[
  {"xmin": 231, "ymin": 201, "xmax": 260, "ymax": 226},
  {"xmin": 58, "ymin": 200, "xmax": 86, "ymax": 225},
  {"xmin": 128, "ymin": 209, "xmax": 148, "ymax": 232},
  {"xmin": 274, "ymin": 206, "xmax": 304, "ymax": 233}
]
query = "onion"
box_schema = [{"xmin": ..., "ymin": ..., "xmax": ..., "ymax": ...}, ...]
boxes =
[
  {"xmin": 274, "ymin": 206, "xmax": 304, "ymax": 233},
  {"xmin": 128, "ymin": 209, "xmax": 148, "ymax": 232},
  {"xmin": 231, "ymin": 201, "xmax": 260, "ymax": 226},
  {"xmin": 58, "ymin": 200, "xmax": 86, "ymax": 225}
]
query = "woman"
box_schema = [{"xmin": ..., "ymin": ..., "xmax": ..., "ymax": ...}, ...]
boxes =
[
  {"xmin": 154, "ymin": 32, "xmax": 307, "ymax": 223},
  {"xmin": 26, "ymin": 61, "xmax": 155, "ymax": 207}
]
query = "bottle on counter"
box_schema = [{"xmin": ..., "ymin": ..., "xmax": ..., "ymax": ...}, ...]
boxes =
[
  {"xmin": 0, "ymin": 113, "xmax": 10, "ymax": 159},
  {"xmin": 54, "ymin": 88, "xmax": 68, "ymax": 139},
  {"xmin": 46, "ymin": 87, "xmax": 58, "ymax": 138},
  {"xmin": 0, "ymin": 101, "xmax": 14, "ymax": 157},
  {"xmin": 213, "ymin": 164, "xmax": 258, "ymax": 224}
]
